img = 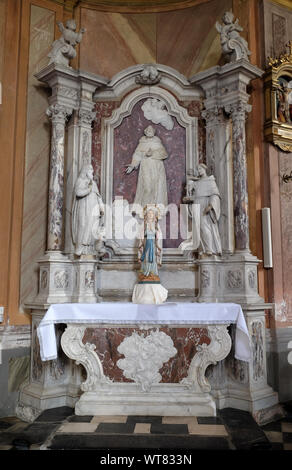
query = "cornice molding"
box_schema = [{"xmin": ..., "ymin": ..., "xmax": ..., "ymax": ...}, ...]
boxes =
[
  {"xmin": 50, "ymin": 0, "xmax": 292, "ymax": 14},
  {"xmin": 51, "ymin": 0, "xmax": 213, "ymax": 13}
]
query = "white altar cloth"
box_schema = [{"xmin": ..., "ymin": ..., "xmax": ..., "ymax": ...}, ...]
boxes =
[{"xmin": 37, "ymin": 302, "xmax": 251, "ymax": 362}]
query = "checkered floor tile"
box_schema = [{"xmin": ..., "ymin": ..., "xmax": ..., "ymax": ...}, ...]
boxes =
[{"xmin": 0, "ymin": 402, "xmax": 291, "ymax": 451}]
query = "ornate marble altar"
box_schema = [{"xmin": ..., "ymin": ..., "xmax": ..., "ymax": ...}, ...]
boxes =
[
  {"xmin": 36, "ymin": 302, "xmax": 250, "ymax": 416},
  {"xmin": 17, "ymin": 16, "xmax": 283, "ymax": 425}
]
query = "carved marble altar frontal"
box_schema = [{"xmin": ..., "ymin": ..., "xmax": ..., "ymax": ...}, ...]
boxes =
[
  {"xmin": 82, "ymin": 326, "xmax": 210, "ymax": 383},
  {"xmin": 60, "ymin": 320, "xmax": 233, "ymax": 416}
]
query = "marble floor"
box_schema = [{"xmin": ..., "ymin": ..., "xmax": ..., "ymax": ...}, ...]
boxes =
[{"xmin": 0, "ymin": 403, "xmax": 291, "ymax": 452}]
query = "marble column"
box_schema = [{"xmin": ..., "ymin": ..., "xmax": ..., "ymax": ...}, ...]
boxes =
[
  {"xmin": 202, "ymin": 106, "xmax": 233, "ymax": 253},
  {"xmin": 46, "ymin": 103, "xmax": 72, "ymax": 252},
  {"xmin": 225, "ymin": 101, "xmax": 252, "ymax": 253},
  {"xmin": 64, "ymin": 106, "xmax": 96, "ymax": 255},
  {"xmin": 77, "ymin": 107, "xmax": 96, "ymax": 169}
]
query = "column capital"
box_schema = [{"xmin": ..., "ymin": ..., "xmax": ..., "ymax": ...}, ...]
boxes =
[
  {"xmin": 201, "ymin": 106, "xmax": 225, "ymax": 125},
  {"xmin": 224, "ymin": 101, "xmax": 252, "ymax": 120},
  {"xmin": 46, "ymin": 104, "xmax": 72, "ymax": 123},
  {"xmin": 78, "ymin": 108, "xmax": 97, "ymax": 126}
]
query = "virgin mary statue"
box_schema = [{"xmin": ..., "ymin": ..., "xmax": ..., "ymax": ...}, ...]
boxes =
[
  {"xmin": 132, "ymin": 205, "xmax": 168, "ymax": 304},
  {"xmin": 125, "ymin": 125, "xmax": 168, "ymax": 211}
]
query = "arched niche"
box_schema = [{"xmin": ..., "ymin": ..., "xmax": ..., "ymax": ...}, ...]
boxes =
[{"xmin": 97, "ymin": 72, "xmax": 201, "ymax": 258}]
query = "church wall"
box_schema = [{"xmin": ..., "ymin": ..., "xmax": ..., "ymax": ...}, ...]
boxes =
[
  {"xmin": 260, "ymin": 0, "xmax": 292, "ymax": 401},
  {"xmin": 261, "ymin": 0, "xmax": 292, "ymax": 328},
  {"xmin": 20, "ymin": 4, "xmax": 56, "ymax": 308},
  {"xmin": 0, "ymin": 0, "xmax": 25, "ymax": 327},
  {"xmin": 0, "ymin": 0, "xmax": 6, "ymax": 85}
]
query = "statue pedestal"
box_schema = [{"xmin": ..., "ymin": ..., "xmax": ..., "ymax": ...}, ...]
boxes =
[
  {"xmin": 132, "ymin": 283, "xmax": 168, "ymax": 304},
  {"xmin": 34, "ymin": 254, "xmax": 100, "ymax": 305}
]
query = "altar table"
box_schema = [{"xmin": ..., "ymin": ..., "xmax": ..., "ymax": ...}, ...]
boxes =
[{"xmin": 37, "ymin": 302, "xmax": 251, "ymax": 416}]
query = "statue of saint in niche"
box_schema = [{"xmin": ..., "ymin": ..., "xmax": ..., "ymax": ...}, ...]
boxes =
[
  {"xmin": 276, "ymin": 77, "xmax": 292, "ymax": 124},
  {"xmin": 125, "ymin": 125, "xmax": 168, "ymax": 212},
  {"xmin": 184, "ymin": 163, "xmax": 222, "ymax": 257},
  {"xmin": 72, "ymin": 164, "xmax": 105, "ymax": 256}
]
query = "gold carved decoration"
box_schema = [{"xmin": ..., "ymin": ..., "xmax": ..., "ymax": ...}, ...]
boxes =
[
  {"xmin": 268, "ymin": 41, "xmax": 292, "ymax": 68},
  {"xmin": 264, "ymin": 40, "xmax": 292, "ymax": 153}
]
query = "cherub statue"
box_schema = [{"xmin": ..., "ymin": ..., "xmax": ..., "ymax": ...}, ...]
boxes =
[
  {"xmin": 48, "ymin": 19, "xmax": 86, "ymax": 67},
  {"xmin": 216, "ymin": 11, "xmax": 251, "ymax": 63}
]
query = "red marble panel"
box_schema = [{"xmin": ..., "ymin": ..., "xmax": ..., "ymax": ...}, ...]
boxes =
[
  {"xmin": 178, "ymin": 100, "xmax": 206, "ymax": 164},
  {"xmin": 82, "ymin": 326, "xmax": 211, "ymax": 384},
  {"xmin": 92, "ymin": 101, "xmax": 120, "ymax": 184}
]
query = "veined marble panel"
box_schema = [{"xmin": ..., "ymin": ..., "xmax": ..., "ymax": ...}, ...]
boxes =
[
  {"xmin": 20, "ymin": 5, "xmax": 55, "ymax": 305},
  {"xmin": 82, "ymin": 327, "xmax": 210, "ymax": 383},
  {"xmin": 92, "ymin": 101, "xmax": 120, "ymax": 182}
]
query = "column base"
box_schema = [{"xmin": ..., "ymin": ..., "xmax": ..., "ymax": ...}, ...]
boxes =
[
  {"xmin": 214, "ymin": 385, "xmax": 284, "ymax": 425},
  {"xmin": 17, "ymin": 381, "xmax": 80, "ymax": 422}
]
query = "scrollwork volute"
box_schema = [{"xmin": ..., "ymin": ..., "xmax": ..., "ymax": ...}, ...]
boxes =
[
  {"xmin": 60, "ymin": 325, "xmax": 112, "ymax": 392},
  {"xmin": 180, "ymin": 325, "xmax": 232, "ymax": 392}
]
